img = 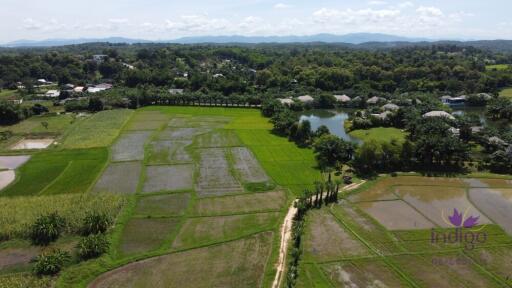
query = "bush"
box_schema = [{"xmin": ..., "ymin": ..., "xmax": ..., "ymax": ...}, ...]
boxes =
[
  {"xmin": 32, "ymin": 249, "xmax": 71, "ymax": 276},
  {"xmin": 29, "ymin": 213, "xmax": 66, "ymax": 246},
  {"xmin": 81, "ymin": 212, "xmax": 112, "ymax": 236},
  {"xmin": 77, "ymin": 234, "xmax": 109, "ymax": 260}
]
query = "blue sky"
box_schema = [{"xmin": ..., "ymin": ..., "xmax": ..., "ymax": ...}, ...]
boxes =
[{"xmin": 0, "ymin": 0, "xmax": 510, "ymax": 42}]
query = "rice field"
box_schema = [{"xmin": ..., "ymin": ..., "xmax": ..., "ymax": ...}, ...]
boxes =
[
  {"xmin": 297, "ymin": 175, "xmax": 512, "ymax": 287},
  {"xmin": 60, "ymin": 110, "xmax": 133, "ymax": 149},
  {"xmin": 1, "ymin": 148, "xmax": 107, "ymax": 196},
  {"xmin": 51, "ymin": 107, "xmax": 292, "ymax": 287},
  {"xmin": 0, "ymin": 193, "xmax": 125, "ymax": 240}
]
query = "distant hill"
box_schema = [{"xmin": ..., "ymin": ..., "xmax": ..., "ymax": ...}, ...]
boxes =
[
  {"xmin": 2, "ymin": 37, "xmax": 151, "ymax": 47},
  {"xmin": 167, "ymin": 33, "xmax": 430, "ymax": 44},
  {"xmin": 2, "ymin": 33, "xmax": 430, "ymax": 47},
  {"xmin": 2, "ymin": 34, "xmax": 512, "ymax": 52}
]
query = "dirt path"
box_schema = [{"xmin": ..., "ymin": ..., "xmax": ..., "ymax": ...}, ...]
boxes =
[{"xmin": 271, "ymin": 180, "xmax": 366, "ymax": 288}]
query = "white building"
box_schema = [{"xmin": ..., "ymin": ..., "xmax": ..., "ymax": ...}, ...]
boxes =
[
  {"xmin": 334, "ymin": 95, "xmax": 351, "ymax": 103},
  {"xmin": 297, "ymin": 95, "xmax": 314, "ymax": 103},
  {"xmin": 278, "ymin": 98, "xmax": 294, "ymax": 106},
  {"xmin": 423, "ymin": 111, "xmax": 455, "ymax": 120},
  {"xmin": 45, "ymin": 90, "xmax": 60, "ymax": 98}
]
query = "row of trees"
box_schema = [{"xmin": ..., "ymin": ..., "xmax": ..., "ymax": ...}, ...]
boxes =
[{"xmin": 2, "ymin": 44, "xmax": 512, "ymax": 96}]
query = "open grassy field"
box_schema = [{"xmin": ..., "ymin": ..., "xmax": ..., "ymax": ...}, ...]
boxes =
[
  {"xmin": 60, "ymin": 110, "xmax": 133, "ymax": 149},
  {"xmin": 297, "ymin": 175, "xmax": 512, "ymax": 287},
  {"xmin": 0, "ymin": 114, "xmax": 75, "ymax": 135},
  {"xmin": 499, "ymin": 87, "xmax": 512, "ymax": 99},
  {"xmin": 1, "ymin": 148, "xmax": 108, "ymax": 196},
  {"xmin": 0, "ymin": 193, "xmax": 124, "ymax": 240},
  {"xmin": 42, "ymin": 107, "xmax": 293, "ymax": 288},
  {"xmin": 486, "ymin": 64, "xmax": 510, "ymax": 71},
  {"xmin": 349, "ymin": 127, "xmax": 407, "ymax": 143}
]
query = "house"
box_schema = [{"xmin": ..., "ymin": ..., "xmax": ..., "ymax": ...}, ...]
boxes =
[
  {"xmin": 92, "ymin": 55, "xmax": 108, "ymax": 62},
  {"xmin": 375, "ymin": 111, "xmax": 393, "ymax": 120},
  {"xmin": 44, "ymin": 90, "xmax": 60, "ymax": 98},
  {"xmin": 95, "ymin": 83, "xmax": 113, "ymax": 90},
  {"xmin": 423, "ymin": 111, "xmax": 455, "ymax": 120},
  {"xmin": 488, "ymin": 136, "xmax": 508, "ymax": 147},
  {"xmin": 366, "ymin": 96, "xmax": 383, "ymax": 105},
  {"xmin": 441, "ymin": 95, "xmax": 466, "ymax": 105},
  {"xmin": 297, "ymin": 95, "xmax": 314, "ymax": 103},
  {"xmin": 169, "ymin": 89, "xmax": 184, "ymax": 95},
  {"xmin": 278, "ymin": 98, "xmax": 294, "ymax": 106},
  {"xmin": 477, "ymin": 93, "xmax": 493, "ymax": 100},
  {"xmin": 334, "ymin": 95, "xmax": 351, "ymax": 103},
  {"xmin": 448, "ymin": 127, "xmax": 460, "ymax": 136},
  {"xmin": 37, "ymin": 79, "xmax": 53, "ymax": 85},
  {"xmin": 122, "ymin": 63, "xmax": 135, "ymax": 70},
  {"xmin": 470, "ymin": 126, "xmax": 484, "ymax": 134},
  {"xmin": 63, "ymin": 84, "xmax": 74, "ymax": 90},
  {"xmin": 7, "ymin": 97, "xmax": 23, "ymax": 105},
  {"xmin": 87, "ymin": 87, "xmax": 106, "ymax": 93},
  {"xmin": 73, "ymin": 86, "xmax": 85, "ymax": 93},
  {"xmin": 213, "ymin": 73, "xmax": 224, "ymax": 78},
  {"xmin": 381, "ymin": 103, "xmax": 400, "ymax": 111},
  {"xmin": 290, "ymin": 79, "xmax": 298, "ymax": 84}
]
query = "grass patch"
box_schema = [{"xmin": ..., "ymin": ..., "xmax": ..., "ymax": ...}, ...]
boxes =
[
  {"xmin": 0, "ymin": 193, "xmax": 125, "ymax": 240},
  {"xmin": 134, "ymin": 193, "xmax": 190, "ymax": 217},
  {"xmin": 0, "ymin": 114, "xmax": 75, "ymax": 136},
  {"xmin": 194, "ymin": 190, "xmax": 286, "ymax": 216},
  {"xmin": 486, "ymin": 64, "xmax": 510, "ymax": 71},
  {"xmin": 172, "ymin": 212, "xmax": 280, "ymax": 249},
  {"xmin": 60, "ymin": 110, "xmax": 133, "ymax": 149},
  {"xmin": 89, "ymin": 232, "xmax": 274, "ymax": 288},
  {"xmin": 119, "ymin": 218, "xmax": 181, "ymax": 256},
  {"xmin": 499, "ymin": 87, "xmax": 512, "ymax": 99},
  {"xmin": 349, "ymin": 127, "xmax": 406, "ymax": 143},
  {"xmin": 2, "ymin": 148, "xmax": 107, "ymax": 196}
]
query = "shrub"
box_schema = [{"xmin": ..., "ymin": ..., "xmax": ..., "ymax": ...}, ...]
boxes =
[
  {"xmin": 81, "ymin": 212, "xmax": 112, "ymax": 236},
  {"xmin": 29, "ymin": 213, "xmax": 66, "ymax": 246},
  {"xmin": 32, "ymin": 249, "xmax": 71, "ymax": 276},
  {"xmin": 77, "ymin": 234, "xmax": 109, "ymax": 260}
]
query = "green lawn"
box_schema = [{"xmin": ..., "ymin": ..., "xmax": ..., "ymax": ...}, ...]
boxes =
[
  {"xmin": 60, "ymin": 109, "xmax": 134, "ymax": 149},
  {"xmin": 0, "ymin": 89, "xmax": 19, "ymax": 100},
  {"xmin": 1, "ymin": 148, "xmax": 108, "ymax": 197},
  {"xmin": 0, "ymin": 114, "xmax": 75, "ymax": 135},
  {"xmin": 142, "ymin": 106, "xmax": 321, "ymax": 195},
  {"xmin": 349, "ymin": 127, "xmax": 407, "ymax": 144},
  {"xmin": 486, "ymin": 64, "xmax": 510, "ymax": 71},
  {"xmin": 500, "ymin": 87, "xmax": 512, "ymax": 99}
]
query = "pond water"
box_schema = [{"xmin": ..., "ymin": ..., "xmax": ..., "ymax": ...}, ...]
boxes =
[{"xmin": 299, "ymin": 109, "xmax": 361, "ymax": 143}]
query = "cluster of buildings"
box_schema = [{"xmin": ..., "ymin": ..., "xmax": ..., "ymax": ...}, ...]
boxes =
[{"xmin": 43, "ymin": 83, "xmax": 113, "ymax": 98}]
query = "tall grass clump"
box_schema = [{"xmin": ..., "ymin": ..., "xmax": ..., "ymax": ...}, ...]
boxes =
[{"xmin": 0, "ymin": 194, "xmax": 126, "ymax": 240}]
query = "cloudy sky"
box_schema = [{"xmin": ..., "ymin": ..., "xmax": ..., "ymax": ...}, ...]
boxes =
[{"xmin": 0, "ymin": 0, "xmax": 510, "ymax": 43}]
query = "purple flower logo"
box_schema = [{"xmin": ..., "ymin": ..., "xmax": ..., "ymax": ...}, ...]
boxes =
[{"xmin": 448, "ymin": 208, "xmax": 479, "ymax": 228}]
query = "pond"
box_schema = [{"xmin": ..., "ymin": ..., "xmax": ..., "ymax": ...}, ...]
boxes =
[{"xmin": 299, "ymin": 109, "xmax": 361, "ymax": 143}]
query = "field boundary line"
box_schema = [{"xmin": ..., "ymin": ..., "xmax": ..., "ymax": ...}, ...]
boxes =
[{"xmin": 37, "ymin": 161, "xmax": 73, "ymax": 195}]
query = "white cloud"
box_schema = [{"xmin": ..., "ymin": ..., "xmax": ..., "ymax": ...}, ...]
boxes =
[
  {"xmin": 313, "ymin": 8, "xmax": 401, "ymax": 25},
  {"xmin": 108, "ymin": 18, "xmax": 129, "ymax": 24},
  {"xmin": 369, "ymin": 1, "xmax": 387, "ymax": 6},
  {"xmin": 22, "ymin": 18, "xmax": 43, "ymax": 30},
  {"xmin": 416, "ymin": 6, "xmax": 443, "ymax": 17},
  {"xmin": 274, "ymin": 3, "xmax": 292, "ymax": 9},
  {"xmin": 398, "ymin": 1, "xmax": 414, "ymax": 9}
]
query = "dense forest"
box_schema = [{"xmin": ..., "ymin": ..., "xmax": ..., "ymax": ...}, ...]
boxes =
[{"xmin": 1, "ymin": 43, "xmax": 512, "ymax": 97}]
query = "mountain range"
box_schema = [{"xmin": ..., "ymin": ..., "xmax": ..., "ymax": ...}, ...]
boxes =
[{"xmin": 1, "ymin": 33, "xmax": 433, "ymax": 47}]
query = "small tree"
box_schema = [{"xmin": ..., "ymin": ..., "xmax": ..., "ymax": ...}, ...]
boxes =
[
  {"xmin": 33, "ymin": 249, "xmax": 71, "ymax": 276},
  {"xmin": 41, "ymin": 121, "xmax": 49, "ymax": 130},
  {"xmin": 81, "ymin": 212, "xmax": 112, "ymax": 236},
  {"xmin": 77, "ymin": 234, "xmax": 109, "ymax": 260},
  {"xmin": 29, "ymin": 213, "xmax": 66, "ymax": 246}
]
